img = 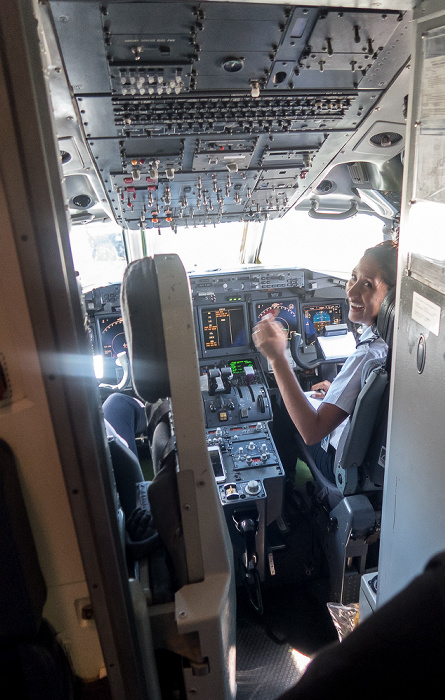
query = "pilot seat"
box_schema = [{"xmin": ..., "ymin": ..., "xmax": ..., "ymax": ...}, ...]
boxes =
[
  {"xmin": 120, "ymin": 254, "xmax": 237, "ymax": 699},
  {"xmin": 296, "ymin": 287, "xmax": 396, "ymax": 604}
]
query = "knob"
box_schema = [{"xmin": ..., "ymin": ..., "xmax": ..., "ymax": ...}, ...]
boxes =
[
  {"xmin": 248, "ymin": 441, "xmax": 255, "ymax": 450},
  {"xmin": 245, "ymin": 480, "xmax": 261, "ymax": 495}
]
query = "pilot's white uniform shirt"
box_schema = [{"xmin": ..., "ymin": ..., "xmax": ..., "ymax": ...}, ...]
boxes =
[{"xmin": 321, "ymin": 325, "xmax": 388, "ymax": 448}]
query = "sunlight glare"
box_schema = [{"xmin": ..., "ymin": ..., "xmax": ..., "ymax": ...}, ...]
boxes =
[{"xmin": 290, "ymin": 648, "xmax": 312, "ymax": 675}]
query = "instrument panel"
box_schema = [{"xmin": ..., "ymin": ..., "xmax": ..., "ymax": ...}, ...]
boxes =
[
  {"xmin": 98, "ymin": 316, "xmax": 127, "ymax": 358},
  {"xmin": 85, "ymin": 266, "xmax": 348, "ymax": 369}
]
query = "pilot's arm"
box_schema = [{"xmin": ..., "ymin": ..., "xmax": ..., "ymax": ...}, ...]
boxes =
[{"xmin": 252, "ymin": 316, "xmax": 347, "ymax": 445}]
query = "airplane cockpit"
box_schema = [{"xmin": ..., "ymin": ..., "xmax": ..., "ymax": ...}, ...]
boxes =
[
  {"xmin": 86, "ymin": 263, "xmax": 353, "ymax": 596},
  {"xmin": 6, "ymin": 0, "xmax": 445, "ymax": 699}
]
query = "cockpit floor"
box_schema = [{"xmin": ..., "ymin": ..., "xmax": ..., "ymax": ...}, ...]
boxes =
[
  {"xmin": 236, "ymin": 582, "xmax": 337, "ymax": 700},
  {"xmin": 235, "ymin": 486, "xmax": 339, "ymax": 699}
]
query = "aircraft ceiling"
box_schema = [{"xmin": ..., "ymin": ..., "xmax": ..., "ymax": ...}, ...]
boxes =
[{"xmin": 45, "ymin": 1, "xmax": 412, "ymax": 231}]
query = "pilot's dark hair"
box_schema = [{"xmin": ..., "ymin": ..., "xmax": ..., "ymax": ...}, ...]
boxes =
[{"xmin": 363, "ymin": 240, "xmax": 398, "ymax": 290}]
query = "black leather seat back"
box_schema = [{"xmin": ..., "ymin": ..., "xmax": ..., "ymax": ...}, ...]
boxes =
[{"xmin": 120, "ymin": 256, "xmax": 170, "ymax": 404}]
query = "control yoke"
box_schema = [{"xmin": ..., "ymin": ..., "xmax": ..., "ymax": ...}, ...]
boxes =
[
  {"xmin": 290, "ymin": 323, "xmax": 349, "ymax": 370},
  {"xmin": 290, "ymin": 332, "xmax": 324, "ymax": 371},
  {"xmin": 99, "ymin": 351, "xmax": 130, "ymax": 391}
]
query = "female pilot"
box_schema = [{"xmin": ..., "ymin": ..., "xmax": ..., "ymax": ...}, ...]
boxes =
[{"xmin": 252, "ymin": 240, "xmax": 398, "ymax": 484}]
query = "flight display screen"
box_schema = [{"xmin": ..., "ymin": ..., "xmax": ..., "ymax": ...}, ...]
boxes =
[
  {"xmin": 229, "ymin": 358, "xmax": 254, "ymax": 374},
  {"xmin": 98, "ymin": 315, "xmax": 127, "ymax": 357},
  {"xmin": 302, "ymin": 303, "xmax": 343, "ymax": 344},
  {"xmin": 254, "ymin": 300, "xmax": 299, "ymax": 340},
  {"xmin": 200, "ymin": 304, "xmax": 248, "ymax": 355}
]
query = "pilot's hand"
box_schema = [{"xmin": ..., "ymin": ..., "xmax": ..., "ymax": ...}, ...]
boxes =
[
  {"xmin": 310, "ymin": 380, "xmax": 331, "ymax": 399},
  {"xmin": 252, "ymin": 314, "xmax": 288, "ymax": 363}
]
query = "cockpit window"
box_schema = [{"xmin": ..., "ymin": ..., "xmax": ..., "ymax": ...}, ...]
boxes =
[
  {"xmin": 259, "ymin": 211, "xmax": 385, "ymax": 279},
  {"xmin": 69, "ymin": 212, "xmax": 385, "ymax": 289},
  {"xmin": 69, "ymin": 223, "xmax": 127, "ymax": 291},
  {"xmin": 147, "ymin": 221, "xmax": 245, "ymax": 273}
]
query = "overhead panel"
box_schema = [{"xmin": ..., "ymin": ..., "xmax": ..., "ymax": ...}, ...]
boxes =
[{"xmin": 50, "ymin": 1, "xmax": 411, "ymax": 230}]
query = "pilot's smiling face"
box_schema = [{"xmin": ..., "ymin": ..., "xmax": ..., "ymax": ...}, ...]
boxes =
[{"xmin": 346, "ymin": 254, "xmax": 389, "ymax": 327}]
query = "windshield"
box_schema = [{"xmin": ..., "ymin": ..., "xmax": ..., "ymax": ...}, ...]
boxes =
[
  {"xmin": 69, "ymin": 212, "xmax": 385, "ymax": 290},
  {"xmin": 147, "ymin": 221, "xmax": 245, "ymax": 273},
  {"xmin": 148, "ymin": 211, "xmax": 384, "ymax": 278},
  {"xmin": 69, "ymin": 223, "xmax": 127, "ymax": 291},
  {"xmin": 259, "ymin": 210, "xmax": 385, "ymax": 279}
]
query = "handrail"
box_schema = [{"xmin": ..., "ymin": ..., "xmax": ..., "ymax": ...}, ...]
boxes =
[{"xmin": 308, "ymin": 199, "xmax": 358, "ymax": 220}]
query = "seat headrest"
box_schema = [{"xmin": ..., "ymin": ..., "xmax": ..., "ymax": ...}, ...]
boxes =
[
  {"xmin": 376, "ymin": 286, "xmax": 396, "ymax": 348},
  {"xmin": 120, "ymin": 258, "xmax": 170, "ymax": 403}
]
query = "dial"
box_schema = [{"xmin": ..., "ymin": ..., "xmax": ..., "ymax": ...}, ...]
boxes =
[
  {"xmin": 257, "ymin": 302, "xmax": 297, "ymax": 340},
  {"xmin": 100, "ymin": 317, "xmax": 127, "ymax": 358}
]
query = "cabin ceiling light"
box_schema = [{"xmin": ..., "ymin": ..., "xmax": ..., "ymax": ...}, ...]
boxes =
[
  {"xmin": 71, "ymin": 193, "xmax": 94, "ymax": 209},
  {"xmin": 370, "ymin": 131, "xmax": 403, "ymax": 148},
  {"xmin": 60, "ymin": 150, "xmax": 71, "ymax": 165},
  {"xmin": 222, "ymin": 57, "xmax": 244, "ymax": 72}
]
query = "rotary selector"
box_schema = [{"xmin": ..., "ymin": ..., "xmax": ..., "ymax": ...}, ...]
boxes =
[{"xmin": 245, "ymin": 480, "xmax": 261, "ymax": 495}]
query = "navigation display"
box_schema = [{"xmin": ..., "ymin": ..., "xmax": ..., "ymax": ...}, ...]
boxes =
[
  {"xmin": 302, "ymin": 303, "xmax": 343, "ymax": 345},
  {"xmin": 98, "ymin": 315, "xmax": 127, "ymax": 357},
  {"xmin": 254, "ymin": 300, "xmax": 299, "ymax": 340},
  {"xmin": 200, "ymin": 304, "xmax": 248, "ymax": 356}
]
